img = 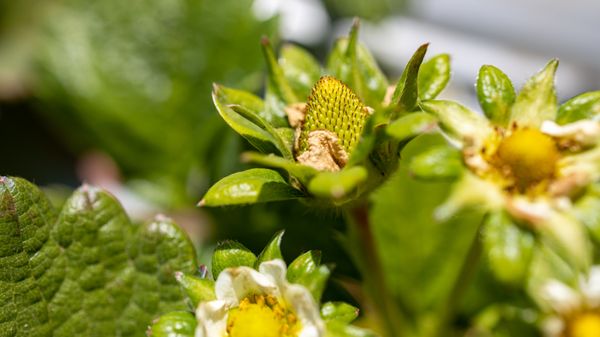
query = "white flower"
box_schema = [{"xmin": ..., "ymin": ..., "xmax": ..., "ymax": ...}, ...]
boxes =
[
  {"xmin": 195, "ymin": 259, "xmax": 325, "ymax": 337},
  {"xmin": 540, "ymin": 266, "xmax": 600, "ymax": 337}
]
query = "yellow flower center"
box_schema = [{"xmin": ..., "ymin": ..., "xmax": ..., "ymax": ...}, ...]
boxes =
[
  {"xmin": 226, "ymin": 294, "xmax": 300, "ymax": 337},
  {"xmin": 495, "ymin": 128, "xmax": 559, "ymax": 191},
  {"xmin": 568, "ymin": 312, "xmax": 600, "ymax": 337}
]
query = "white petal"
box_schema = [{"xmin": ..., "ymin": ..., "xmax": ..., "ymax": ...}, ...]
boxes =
[
  {"xmin": 195, "ymin": 300, "xmax": 229, "ymax": 337},
  {"xmin": 541, "ymin": 120, "xmax": 600, "ymax": 146},
  {"xmin": 581, "ymin": 265, "xmax": 600, "ymax": 307},
  {"xmin": 540, "ymin": 280, "xmax": 581, "ymax": 314},
  {"xmin": 258, "ymin": 259, "xmax": 288, "ymax": 289},
  {"xmin": 285, "ymin": 284, "xmax": 325, "ymax": 337},
  {"xmin": 541, "ymin": 316, "xmax": 565, "ymax": 337},
  {"xmin": 215, "ymin": 266, "xmax": 280, "ymax": 303}
]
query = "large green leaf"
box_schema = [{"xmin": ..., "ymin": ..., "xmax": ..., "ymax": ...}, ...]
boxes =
[
  {"xmin": 370, "ymin": 134, "xmax": 484, "ymax": 316},
  {"xmin": 0, "ymin": 176, "xmax": 197, "ymax": 337}
]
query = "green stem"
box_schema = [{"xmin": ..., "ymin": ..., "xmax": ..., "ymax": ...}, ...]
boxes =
[
  {"xmin": 345, "ymin": 202, "xmax": 409, "ymax": 337},
  {"xmin": 432, "ymin": 215, "xmax": 486, "ymax": 337}
]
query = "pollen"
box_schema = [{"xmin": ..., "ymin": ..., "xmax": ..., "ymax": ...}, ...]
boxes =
[
  {"xmin": 568, "ymin": 312, "xmax": 600, "ymax": 337},
  {"xmin": 495, "ymin": 128, "xmax": 559, "ymax": 191},
  {"xmin": 297, "ymin": 76, "xmax": 369, "ymax": 156},
  {"xmin": 226, "ymin": 294, "xmax": 300, "ymax": 337}
]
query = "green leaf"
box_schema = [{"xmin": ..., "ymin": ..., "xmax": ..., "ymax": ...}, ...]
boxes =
[
  {"xmin": 307, "ymin": 166, "xmax": 368, "ymax": 200},
  {"xmin": 386, "ymin": 112, "xmax": 437, "ymax": 141},
  {"xmin": 482, "ymin": 211, "xmax": 535, "ymax": 285},
  {"xmin": 409, "ymin": 145, "xmax": 463, "ymax": 180},
  {"xmin": 321, "ymin": 302, "xmax": 359, "ymax": 323},
  {"xmin": 420, "ymin": 100, "xmax": 493, "ymax": 144},
  {"xmin": 556, "ymin": 91, "xmax": 600, "ymax": 124},
  {"xmin": 200, "ymin": 168, "xmax": 303, "ymax": 207},
  {"xmin": 147, "ymin": 311, "xmax": 196, "ymax": 337},
  {"xmin": 509, "ymin": 59, "xmax": 558, "ymax": 127},
  {"xmin": 476, "ymin": 65, "xmax": 515, "ymax": 126},
  {"xmin": 326, "ymin": 19, "xmax": 388, "ymax": 108},
  {"xmin": 573, "ymin": 185, "xmax": 600, "ymax": 244},
  {"xmin": 174, "ymin": 272, "xmax": 215, "ymax": 307},
  {"xmin": 261, "ymin": 37, "xmax": 300, "ymax": 104},
  {"xmin": 391, "ymin": 43, "xmax": 429, "ymax": 113},
  {"xmin": 211, "ymin": 240, "xmax": 257, "ymax": 278},
  {"xmin": 229, "ymin": 104, "xmax": 293, "ymax": 159},
  {"xmin": 287, "ymin": 251, "xmax": 330, "ymax": 301},
  {"xmin": 255, "ymin": 230, "xmax": 284, "ymax": 266},
  {"xmin": 242, "ymin": 152, "xmax": 318, "ymax": 186},
  {"xmin": 279, "ymin": 43, "xmax": 322, "ymax": 99},
  {"xmin": 0, "ymin": 176, "xmax": 197, "ymax": 337},
  {"xmin": 418, "ymin": 54, "xmax": 451, "ymax": 101},
  {"xmin": 212, "ymin": 84, "xmax": 282, "ymax": 154}
]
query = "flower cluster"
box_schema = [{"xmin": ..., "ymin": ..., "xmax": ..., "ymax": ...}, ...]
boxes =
[
  {"xmin": 148, "ymin": 232, "xmax": 376, "ymax": 337},
  {"xmin": 200, "ymin": 21, "xmax": 450, "ymax": 207}
]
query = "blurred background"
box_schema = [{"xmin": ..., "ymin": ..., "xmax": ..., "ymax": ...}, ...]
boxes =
[{"xmin": 1, "ymin": 0, "xmax": 600, "ymax": 278}]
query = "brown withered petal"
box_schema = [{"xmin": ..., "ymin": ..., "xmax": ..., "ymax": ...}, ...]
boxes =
[
  {"xmin": 285, "ymin": 103, "xmax": 307, "ymax": 128},
  {"xmin": 296, "ymin": 130, "xmax": 349, "ymax": 171}
]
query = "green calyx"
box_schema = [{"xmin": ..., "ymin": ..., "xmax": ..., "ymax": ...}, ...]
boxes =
[{"xmin": 298, "ymin": 76, "xmax": 369, "ymax": 155}]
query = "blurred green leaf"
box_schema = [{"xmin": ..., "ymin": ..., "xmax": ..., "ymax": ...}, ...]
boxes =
[
  {"xmin": 321, "ymin": 302, "xmax": 359, "ymax": 323},
  {"xmin": 556, "ymin": 91, "xmax": 600, "ymax": 124},
  {"xmin": 325, "ymin": 321, "xmax": 379, "ymax": 337},
  {"xmin": 327, "ymin": 20, "xmax": 388, "ymax": 108},
  {"xmin": 477, "ymin": 65, "xmax": 515, "ymax": 126},
  {"xmin": 386, "ymin": 112, "xmax": 437, "ymax": 141},
  {"xmin": 509, "ymin": 59, "xmax": 558, "ymax": 127},
  {"xmin": 421, "ymin": 100, "xmax": 493, "ymax": 144},
  {"xmin": 262, "ymin": 38, "xmax": 300, "ymax": 104},
  {"xmin": 307, "ymin": 166, "xmax": 368, "ymax": 200},
  {"xmin": 211, "ymin": 240, "xmax": 257, "ymax": 278},
  {"xmin": 280, "ymin": 44, "xmax": 322, "ymax": 100},
  {"xmin": 242, "ymin": 152, "xmax": 318, "ymax": 185},
  {"xmin": 255, "ymin": 230, "xmax": 285, "ymax": 266},
  {"xmin": 418, "ymin": 54, "xmax": 451, "ymax": 101},
  {"xmin": 370, "ymin": 134, "xmax": 484, "ymax": 315},
  {"xmin": 201, "ymin": 168, "xmax": 303, "ymax": 207},
  {"xmin": 482, "ymin": 212, "xmax": 535, "ymax": 285},
  {"xmin": 147, "ymin": 311, "xmax": 196, "ymax": 337},
  {"xmin": 0, "ymin": 176, "xmax": 197, "ymax": 337},
  {"xmin": 391, "ymin": 43, "xmax": 429, "ymax": 113},
  {"xmin": 174, "ymin": 273, "xmax": 215, "ymax": 308},
  {"xmin": 409, "ymin": 144, "xmax": 463, "ymax": 180},
  {"xmin": 287, "ymin": 251, "xmax": 330, "ymax": 301}
]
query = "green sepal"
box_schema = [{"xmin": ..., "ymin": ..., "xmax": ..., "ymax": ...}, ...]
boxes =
[
  {"xmin": 386, "ymin": 112, "xmax": 437, "ymax": 141},
  {"xmin": 199, "ymin": 168, "xmax": 303, "ymax": 207},
  {"xmin": 229, "ymin": 104, "xmax": 293, "ymax": 159},
  {"xmin": 255, "ymin": 230, "xmax": 285, "ymax": 267},
  {"xmin": 420, "ymin": 100, "xmax": 493, "ymax": 144},
  {"xmin": 477, "ymin": 64, "xmax": 515, "ymax": 126},
  {"xmin": 321, "ymin": 302, "xmax": 359, "ymax": 323},
  {"xmin": 482, "ymin": 212, "xmax": 535, "ymax": 285},
  {"xmin": 409, "ymin": 145, "xmax": 463, "ymax": 180},
  {"xmin": 556, "ymin": 91, "xmax": 600, "ymax": 124},
  {"xmin": 391, "ymin": 43, "xmax": 429, "ymax": 113},
  {"xmin": 280, "ymin": 43, "xmax": 322, "ymax": 99},
  {"xmin": 242, "ymin": 152, "xmax": 318, "ymax": 186},
  {"xmin": 261, "ymin": 37, "xmax": 300, "ymax": 104},
  {"xmin": 287, "ymin": 251, "xmax": 330, "ymax": 301},
  {"xmin": 212, "ymin": 84, "xmax": 281, "ymax": 154},
  {"xmin": 325, "ymin": 321, "xmax": 378, "ymax": 337},
  {"xmin": 326, "ymin": 19, "xmax": 388, "ymax": 108},
  {"xmin": 174, "ymin": 272, "xmax": 216, "ymax": 307},
  {"xmin": 509, "ymin": 59, "xmax": 558, "ymax": 127},
  {"xmin": 211, "ymin": 240, "xmax": 257, "ymax": 278},
  {"xmin": 307, "ymin": 166, "xmax": 368, "ymax": 200},
  {"xmin": 147, "ymin": 311, "xmax": 196, "ymax": 337},
  {"xmin": 418, "ymin": 53, "xmax": 451, "ymax": 100}
]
